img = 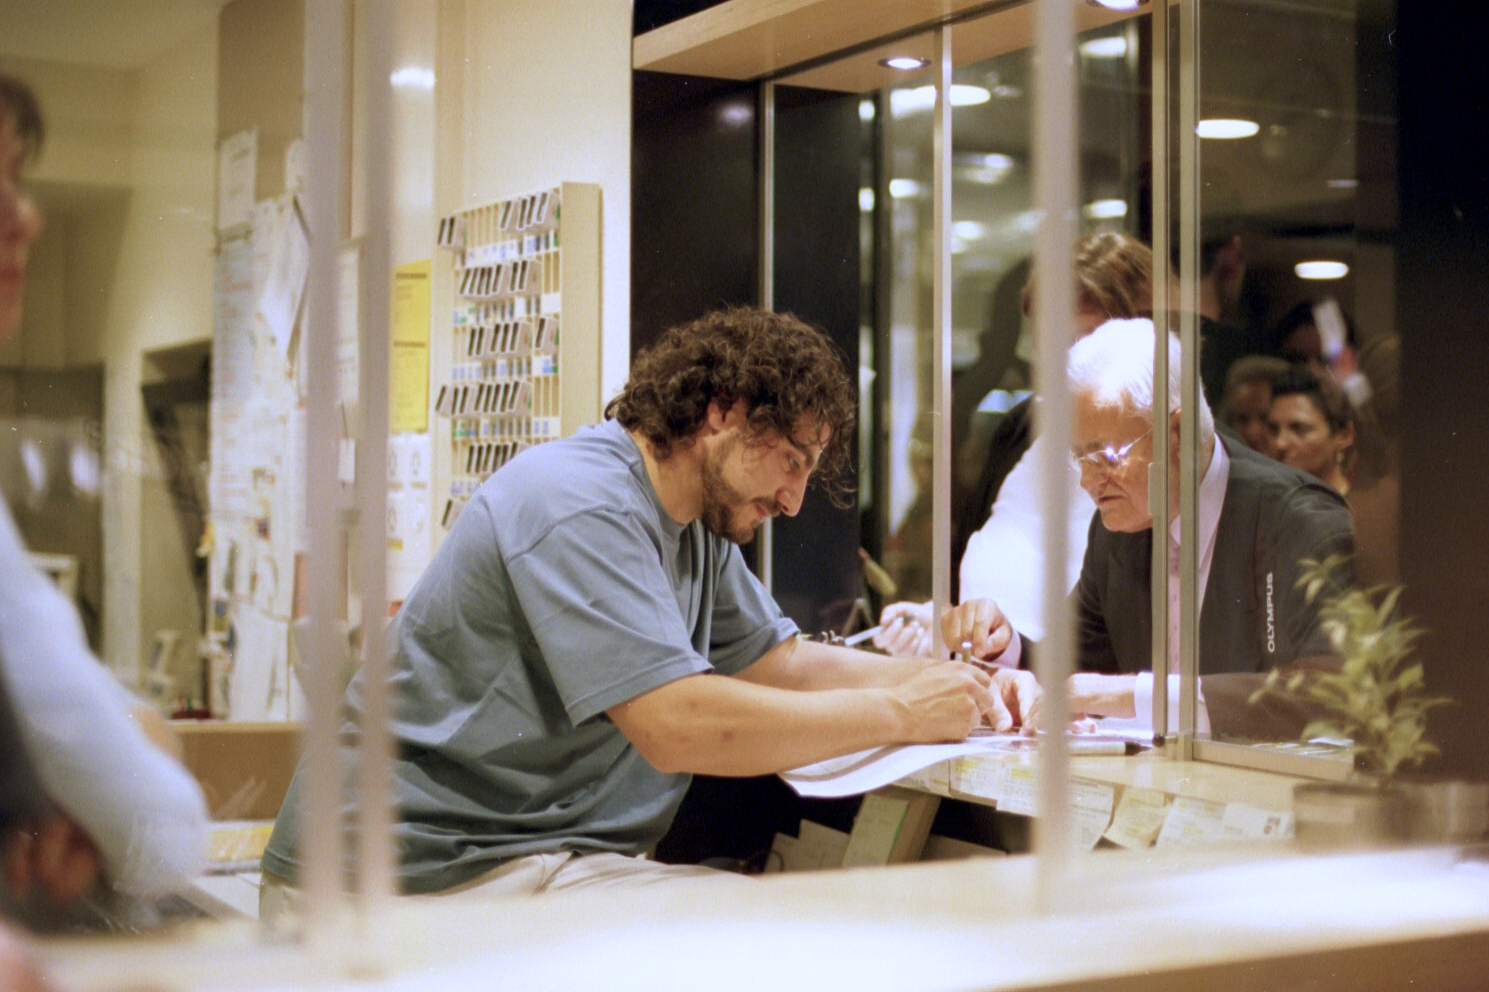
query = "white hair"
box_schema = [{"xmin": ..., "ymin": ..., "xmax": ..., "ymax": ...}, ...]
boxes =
[{"xmin": 1066, "ymin": 317, "xmax": 1215, "ymax": 443}]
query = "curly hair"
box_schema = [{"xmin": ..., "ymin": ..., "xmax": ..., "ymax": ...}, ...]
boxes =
[{"xmin": 605, "ymin": 307, "xmax": 856, "ymax": 505}]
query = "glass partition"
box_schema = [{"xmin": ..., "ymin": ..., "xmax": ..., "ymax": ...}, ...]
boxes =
[{"xmin": 774, "ymin": 0, "xmax": 1428, "ymax": 817}]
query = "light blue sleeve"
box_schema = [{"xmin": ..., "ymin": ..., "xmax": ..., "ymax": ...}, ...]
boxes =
[
  {"xmin": 0, "ymin": 499, "xmax": 209, "ymax": 897},
  {"xmin": 704, "ymin": 540, "xmax": 798, "ymax": 677},
  {"xmin": 500, "ymin": 502, "xmax": 715, "ymax": 726}
]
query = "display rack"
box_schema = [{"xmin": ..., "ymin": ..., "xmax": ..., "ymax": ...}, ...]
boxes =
[{"xmin": 432, "ymin": 183, "xmax": 601, "ymax": 531}]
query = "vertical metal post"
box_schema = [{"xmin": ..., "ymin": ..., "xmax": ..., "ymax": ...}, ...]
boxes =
[
  {"xmin": 930, "ymin": 27, "xmax": 953, "ymax": 660},
  {"xmin": 758, "ymin": 80, "xmax": 775, "ymax": 591},
  {"xmin": 355, "ymin": 0, "xmax": 397, "ymax": 923},
  {"xmin": 1175, "ymin": 0, "xmax": 1202, "ymax": 758},
  {"xmin": 1149, "ymin": 0, "xmax": 1172, "ymax": 743},
  {"xmin": 1032, "ymin": 0, "xmax": 1079, "ymax": 907},
  {"xmin": 301, "ymin": 0, "xmax": 349, "ymax": 947}
]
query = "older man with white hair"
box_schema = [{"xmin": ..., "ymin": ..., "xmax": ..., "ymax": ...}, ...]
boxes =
[{"xmin": 944, "ymin": 318, "xmax": 1354, "ymax": 738}]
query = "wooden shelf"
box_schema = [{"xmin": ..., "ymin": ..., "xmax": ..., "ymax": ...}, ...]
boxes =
[{"xmin": 634, "ymin": 0, "xmax": 1140, "ymax": 91}]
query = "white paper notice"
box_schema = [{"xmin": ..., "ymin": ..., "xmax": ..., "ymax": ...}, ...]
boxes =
[
  {"xmin": 950, "ymin": 755, "xmax": 1005, "ymax": 802},
  {"xmin": 1104, "ymin": 786, "xmax": 1171, "ymax": 849},
  {"xmin": 998, "ymin": 764, "xmax": 1039, "ymax": 816},
  {"xmin": 1219, "ymin": 803, "xmax": 1294, "ymax": 841},
  {"xmin": 259, "ymin": 199, "xmax": 311, "ymax": 357},
  {"xmin": 781, "ymin": 740, "xmax": 1005, "ymax": 799},
  {"xmin": 1071, "ymin": 779, "xmax": 1117, "ymax": 850},
  {"xmin": 217, "ymin": 129, "xmax": 257, "ymax": 231},
  {"xmin": 1155, "ymin": 796, "xmax": 1228, "ymax": 846}
]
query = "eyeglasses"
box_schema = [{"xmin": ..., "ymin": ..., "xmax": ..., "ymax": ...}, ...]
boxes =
[{"xmin": 1071, "ymin": 428, "xmax": 1152, "ymax": 473}]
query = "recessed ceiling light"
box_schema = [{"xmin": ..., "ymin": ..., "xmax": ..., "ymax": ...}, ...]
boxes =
[
  {"xmin": 880, "ymin": 57, "xmax": 931, "ymax": 71},
  {"xmin": 1084, "ymin": 0, "xmax": 1149, "ymax": 9},
  {"xmin": 1196, "ymin": 118, "xmax": 1260, "ymax": 139},
  {"xmin": 1079, "ymin": 36, "xmax": 1128, "ymax": 58},
  {"xmin": 889, "ymin": 84, "xmax": 992, "ymax": 115},
  {"xmin": 1326, "ymin": 178, "xmax": 1359, "ymax": 189},
  {"xmin": 1083, "ymin": 199, "xmax": 1128, "ymax": 220},
  {"xmin": 1295, "ymin": 260, "xmax": 1349, "ymax": 280},
  {"xmin": 390, "ymin": 66, "xmax": 435, "ymax": 89}
]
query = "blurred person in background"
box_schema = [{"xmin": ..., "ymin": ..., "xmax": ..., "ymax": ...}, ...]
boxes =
[
  {"xmin": 0, "ymin": 74, "xmax": 208, "ymax": 928},
  {"xmin": 1219, "ymin": 355, "xmax": 1291, "ymax": 455},
  {"xmin": 1266, "ymin": 362, "xmax": 1356, "ymax": 497},
  {"xmin": 877, "ymin": 232, "xmax": 1160, "ymax": 657}
]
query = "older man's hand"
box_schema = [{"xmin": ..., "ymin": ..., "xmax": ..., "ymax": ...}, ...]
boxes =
[
  {"xmin": 985, "ymin": 668, "xmax": 1042, "ymax": 733},
  {"xmin": 940, "ymin": 598, "xmax": 1015, "ymax": 664}
]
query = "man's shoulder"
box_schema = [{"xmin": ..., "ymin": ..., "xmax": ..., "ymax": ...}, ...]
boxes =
[
  {"xmin": 1224, "ymin": 438, "xmax": 1346, "ymax": 509},
  {"xmin": 473, "ymin": 422, "xmax": 652, "ymax": 533},
  {"xmin": 1220, "ymin": 438, "xmax": 1351, "ymax": 546}
]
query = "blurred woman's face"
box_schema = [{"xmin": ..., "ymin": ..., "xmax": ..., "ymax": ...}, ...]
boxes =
[
  {"xmin": 1268, "ymin": 393, "xmax": 1349, "ymax": 485},
  {"xmin": 1224, "ymin": 380, "xmax": 1275, "ymax": 454},
  {"xmin": 0, "ymin": 109, "xmax": 45, "ymax": 340}
]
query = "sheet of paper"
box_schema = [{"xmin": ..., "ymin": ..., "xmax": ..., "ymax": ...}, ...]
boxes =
[
  {"xmin": 390, "ymin": 259, "xmax": 432, "ymax": 433},
  {"xmin": 950, "ymin": 755, "xmax": 1005, "ymax": 802},
  {"xmin": 217, "ymin": 128, "xmax": 256, "ymax": 231},
  {"xmin": 997, "ymin": 764, "xmax": 1039, "ymax": 816},
  {"xmin": 1104, "ymin": 786, "xmax": 1171, "ymax": 849},
  {"xmin": 900, "ymin": 759, "xmax": 952, "ymax": 795},
  {"xmin": 211, "ymin": 236, "xmax": 256, "ymax": 521},
  {"xmin": 781, "ymin": 739, "xmax": 1005, "ymax": 798},
  {"xmin": 1220, "ymin": 802, "xmax": 1294, "ymax": 841},
  {"xmin": 1070, "ymin": 779, "xmax": 1117, "ymax": 850},
  {"xmin": 1155, "ymin": 795, "xmax": 1227, "ymax": 846},
  {"xmin": 259, "ymin": 198, "xmax": 311, "ymax": 358},
  {"xmin": 337, "ymin": 244, "xmax": 361, "ymax": 412}
]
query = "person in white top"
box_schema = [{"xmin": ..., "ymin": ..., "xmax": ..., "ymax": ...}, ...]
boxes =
[
  {"xmin": 875, "ymin": 233, "xmax": 1161, "ymax": 656},
  {"xmin": 0, "ymin": 74, "xmax": 209, "ymax": 917},
  {"xmin": 943, "ymin": 320, "xmax": 1352, "ymax": 737}
]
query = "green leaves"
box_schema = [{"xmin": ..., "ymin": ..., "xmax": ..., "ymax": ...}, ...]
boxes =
[{"xmin": 1249, "ymin": 556, "xmax": 1452, "ymax": 779}]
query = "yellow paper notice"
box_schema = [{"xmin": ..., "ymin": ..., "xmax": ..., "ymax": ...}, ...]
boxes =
[{"xmin": 390, "ymin": 259, "xmax": 431, "ymax": 433}]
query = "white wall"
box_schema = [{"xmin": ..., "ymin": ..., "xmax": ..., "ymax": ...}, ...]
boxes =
[
  {"xmin": 438, "ymin": 0, "xmax": 632, "ymax": 405},
  {"xmin": 98, "ymin": 23, "xmax": 219, "ymax": 678}
]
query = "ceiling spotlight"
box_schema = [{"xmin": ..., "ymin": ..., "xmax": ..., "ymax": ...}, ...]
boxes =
[
  {"xmin": 879, "ymin": 57, "xmax": 931, "ymax": 71},
  {"xmin": 1196, "ymin": 118, "xmax": 1260, "ymax": 139},
  {"xmin": 1079, "ymin": 36, "xmax": 1129, "ymax": 58},
  {"xmin": 889, "ymin": 85, "xmax": 992, "ymax": 115},
  {"xmin": 1295, "ymin": 260, "xmax": 1349, "ymax": 280},
  {"xmin": 1084, "ymin": 0, "xmax": 1149, "ymax": 9},
  {"xmin": 1083, "ymin": 199, "xmax": 1129, "ymax": 220}
]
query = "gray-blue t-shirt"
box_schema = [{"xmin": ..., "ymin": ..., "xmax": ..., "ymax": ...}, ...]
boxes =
[{"xmin": 262, "ymin": 420, "xmax": 797, "ymax": 893}]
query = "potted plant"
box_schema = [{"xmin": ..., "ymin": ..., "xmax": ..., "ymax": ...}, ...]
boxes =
[{"xmin": 1248, "ymin": 554, "xmax": 1472, "ymax": 846}]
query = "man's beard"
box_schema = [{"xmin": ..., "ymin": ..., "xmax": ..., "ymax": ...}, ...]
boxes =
[{"xmin": 699, "ymin": 444, "xmax": 770, "ymax": 544}]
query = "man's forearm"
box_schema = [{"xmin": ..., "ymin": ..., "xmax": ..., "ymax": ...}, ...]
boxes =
[
  {"xmin": 608, "ymin": 674, "xmax": 914, "ymax": 777},
  {"xmin": 735, "ymin": 636, "xmax": 930, "ymax": 692},
  {"xmin": 1068, "ymin": 673, "xmax": 1138, "ymax": 719}
]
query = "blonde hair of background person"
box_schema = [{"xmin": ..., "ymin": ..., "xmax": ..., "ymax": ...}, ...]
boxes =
[
  {"xmin": 0, "ymin": 73, "xmax": 209, "ymax": 922},
  {"xmin": 875, "ymin": 232, "xmax": 1164, "ymax": 658}
]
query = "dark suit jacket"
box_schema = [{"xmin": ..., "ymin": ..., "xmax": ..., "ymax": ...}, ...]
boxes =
[{"xmin": 1075, "ymin": 436, "xmax": 1354, "ymax": 736}]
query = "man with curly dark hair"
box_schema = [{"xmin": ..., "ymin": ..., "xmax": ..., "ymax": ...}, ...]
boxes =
[{"xmin": 263, "ymin": 306, "xmax": 1032, "ymax": 908}]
